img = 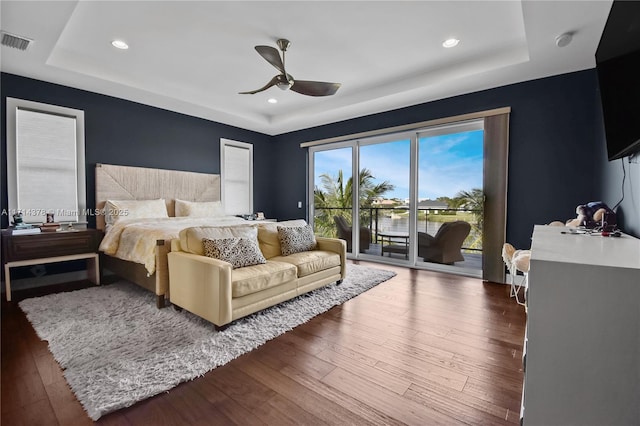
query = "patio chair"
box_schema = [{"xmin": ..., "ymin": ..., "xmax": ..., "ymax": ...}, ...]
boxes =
[
  {"xmin": 418, "ymin": 221, "xmax": 471, "ymax": 264},
  {"xmin": 333, "ymin": 216, "xmax": 371, "ymax": 253}
]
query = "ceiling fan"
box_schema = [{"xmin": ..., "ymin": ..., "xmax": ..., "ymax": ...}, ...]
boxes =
[{"xmin": 239, "ymin": 39, "xmax": 341, "ymax": 97}]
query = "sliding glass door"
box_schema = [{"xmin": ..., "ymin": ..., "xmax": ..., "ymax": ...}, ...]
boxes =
[
  {"xmin": 358, "ymin": 135, "xmax": 412, "ymax": 262},
  {"xmin": 416, "ymin": 121, "xmax": 484, "ymax": 273},
  {"xmin": 309, "ymin": 119, "xmax": 485, "ymax": 276},
  {"xmin": 311, "ymin": 145, "xmax": 355, "ymax": 254}
]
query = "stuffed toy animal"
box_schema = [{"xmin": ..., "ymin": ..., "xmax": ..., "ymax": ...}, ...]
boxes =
[
  {"xmin": 565, "ymin": 205, "xmax": 588, "ymax": 228},
  {"xmin": 566, "ymin": 201, "xmax": 616, "ymax": 230}
]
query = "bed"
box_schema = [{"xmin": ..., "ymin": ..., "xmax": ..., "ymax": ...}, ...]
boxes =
[{"xmin": 95, "ymin": 163, "xmax": 247, "ymax": 307}]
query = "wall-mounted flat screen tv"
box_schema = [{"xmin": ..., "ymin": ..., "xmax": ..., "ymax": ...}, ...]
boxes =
[{"xmin": 595, "ymin": 1, "xmax": 640, "ymax": 161}]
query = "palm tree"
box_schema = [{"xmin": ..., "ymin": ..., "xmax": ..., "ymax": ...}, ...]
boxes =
[
  {"xmin": 455, "ymin": 188, "xmax": 484, "ymax": 226},
  {"xmin": 454, "ymin": 188, "xmax": 484, "ymax": 250},
  {"xmin": 314, "ymin": 168, "xmax": 394, "ymax": 237}
]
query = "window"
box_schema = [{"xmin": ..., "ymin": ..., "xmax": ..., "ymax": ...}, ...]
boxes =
[
  {"xmin": 310, "ymin": 121, "xmax": 484, "ymax": 271},
  {"xmin": 6, "ymin": 98, "xmax": 86, "ymax": 224},
  {"xmin": 306, "ymin": 108, "xmax": 510, "ymax": 282},
  {"xmin": 220, "ymin": 139, "xmax": 253, "ymax": 215}
]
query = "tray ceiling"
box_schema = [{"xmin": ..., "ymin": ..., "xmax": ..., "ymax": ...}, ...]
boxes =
[{"xmin": 0, "ymin": 1, "xmax": 612, "ymax": 135}]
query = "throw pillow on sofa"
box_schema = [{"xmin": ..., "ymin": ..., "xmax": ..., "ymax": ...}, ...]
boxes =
[
  {"xmin": 203, "ymin": 237, "xmax": 266, "ymax": 269},
  {"xmin": 278, "ymin": 224, "xmax": 317, "ymax": 256},
  {"xmin": 180, "ymin": 225, "xmax": 258, "ymax": 256},
  {"xmin": 257, "ymin": 219, "xmax": 307, "ymax": 258}
]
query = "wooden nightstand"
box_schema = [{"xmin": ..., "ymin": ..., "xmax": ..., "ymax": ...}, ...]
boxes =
[{"xmin": 1, "ymin": 228, "xmax": 102, "ymax": 301}]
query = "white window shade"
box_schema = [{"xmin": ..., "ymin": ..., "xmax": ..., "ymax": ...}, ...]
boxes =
[
  {"xmin": 7, "ymin": 98, "xmax": 86, "ymax": 225},
  {"xmin": 221, "ymin": 139, "xmax": 253, "ymax": 215},
  {"xmin": 16, "ymin": 110, "xmax": 79, "ymax": 222}
]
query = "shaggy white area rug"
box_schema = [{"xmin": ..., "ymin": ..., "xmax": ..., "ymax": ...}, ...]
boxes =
[{"xmin": 19, "ymin": 263, "xmax": 395, "ymax": 420}]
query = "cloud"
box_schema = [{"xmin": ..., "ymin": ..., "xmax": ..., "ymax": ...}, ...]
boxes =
[
  {"xmin": 360, "ymin": 143, "xmax": 410, "ymax": 190},
  {"xmin": 424, "ymin": 134, "xmax": 470, "ymax": 154},
  {"xmin": 418, "ymin": 157, "xmax": 482, "ymax": 198},
  {"xmin": 314, "ymin": 148, "xmax": 352, "ymax": 180},
  {"xmin": 311, "ymin": 130, "xmax": 483, "ymax": 200}
]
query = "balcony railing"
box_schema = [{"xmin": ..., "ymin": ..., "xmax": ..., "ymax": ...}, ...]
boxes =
[{"xmin": 314, "ymin": 206, "xmax": 483, "ymax": 253}]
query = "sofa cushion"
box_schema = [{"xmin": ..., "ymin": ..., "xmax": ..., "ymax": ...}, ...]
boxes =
[
  {"xmin": 180, "ymin": 225, "xmax": 257, "ymax": 255},
  {"xmin": 257, "ymin": 219, "xmax": 307, "ymax": 259},
  {"xmin": 271, "ymin": 250, "xmax": 341, "ymax": 278},
  {"xmin": 278, "ymin": 224, "xmax": 317, "ymax": 256},
  {"xmin": 232, "ymin": 261, "xmax": 297, "ymax": 298},
  {"xmin": 203, "ymin": 237, "xmax": 266, "ymax": 269}
]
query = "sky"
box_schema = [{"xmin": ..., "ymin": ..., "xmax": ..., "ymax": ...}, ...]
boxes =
[{"xmin": 313, "ymin": 129, "xmax": 483, "ymax": 200}]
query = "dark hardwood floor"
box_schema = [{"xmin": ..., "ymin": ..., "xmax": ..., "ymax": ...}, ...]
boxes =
[{"xmin": 1, "ymin": 261, "xmax": 526, "ymax": 425}]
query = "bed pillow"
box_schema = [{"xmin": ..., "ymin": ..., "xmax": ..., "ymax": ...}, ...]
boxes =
[
  {"xmin": 180, "ymin": 225, "xmax": 258, "ymax": 255},
  {"xmin": 104, "ymin": 199, "xmax": 168, "ymax": 225},
  {"xmin": 278, "ymin": 224, "xmax": 317, "ymax": 256},
  {"xmin": 203, "ymin": 237, "xmax": 266, "ymax": 269},
  {"xmin": 175, "ymin": 199, "xmax": 225, "ymax": 218}
]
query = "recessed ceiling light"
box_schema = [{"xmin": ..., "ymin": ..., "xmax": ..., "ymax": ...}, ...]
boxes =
[
  {"xmin": 267, "ymin": 98, "xmax": 278, "ymax": 104},
  {"xmin": 111, "ymin": 40, "xmax": 129, "ymax": 50},
  {"xmin": 442, "ymin": 38, "xmax": 460, "ymax": 48}
]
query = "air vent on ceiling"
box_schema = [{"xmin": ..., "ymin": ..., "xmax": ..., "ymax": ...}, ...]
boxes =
[{"xmin": 1, "ymin": 31, "xmax": 32, "ymax": 51}]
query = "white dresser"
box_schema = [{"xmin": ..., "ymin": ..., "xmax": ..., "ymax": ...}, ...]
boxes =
[{"xmin": 522, "ymin": 225, "xmax": 640, "ymax": 425}]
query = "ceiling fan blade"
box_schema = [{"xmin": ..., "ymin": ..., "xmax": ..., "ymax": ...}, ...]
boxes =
[
  {"xmin": 238, "ymin": 76, "xmax": 279, "ymax": 95},
  {"xmin": 255, "ymin": 46, "xmax": 285, "ymax": 73},
  {"xmin": 290, "ymin": 80, "xmax": 341, "ymax": 97}
]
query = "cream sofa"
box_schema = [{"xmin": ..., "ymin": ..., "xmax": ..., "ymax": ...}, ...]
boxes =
[{"xmin": 167, "ymin": 220, "xmax": 346, "ymax": 330}]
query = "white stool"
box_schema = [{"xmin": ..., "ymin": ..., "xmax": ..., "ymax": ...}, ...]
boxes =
[{"xmin": 502, "ymin": 243, "xmax": 530, "ymax": 306}]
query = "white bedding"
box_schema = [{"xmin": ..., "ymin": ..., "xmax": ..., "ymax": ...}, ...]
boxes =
[{"xmin": 99, "ymin": 216, "xmax": 249, "ymax": 275}]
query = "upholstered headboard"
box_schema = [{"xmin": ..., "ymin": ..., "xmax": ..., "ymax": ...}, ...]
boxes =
[{"xmin": 95, "ymin": 163, "xmax": 220, "ymax": 230}]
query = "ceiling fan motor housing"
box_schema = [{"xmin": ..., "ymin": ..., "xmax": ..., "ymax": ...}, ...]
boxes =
[{"xmin": 276, "ymin": 73, "xmax": 293, "ymax": 90}]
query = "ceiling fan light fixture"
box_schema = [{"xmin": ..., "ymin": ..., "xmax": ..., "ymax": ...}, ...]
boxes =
[
  {"xmin": 275, "ymin": 74, "xmax": 293, "ymax": 90},
  {"xmin": 442, "ymin": 38, "xmax": 460, "ymax": 48}
]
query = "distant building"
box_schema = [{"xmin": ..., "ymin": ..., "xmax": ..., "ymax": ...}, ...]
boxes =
[
  {"xmin": 417, "ymin": 199, "xmax": 449, "ymax": 213},
  {"xmin": 372, "ymin": 199, "xmax": 397, "ymax": 207}
]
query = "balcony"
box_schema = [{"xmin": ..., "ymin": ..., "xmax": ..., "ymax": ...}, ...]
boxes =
[{"xmin": 314, "ymin": 206, "xmax": 482, "ymax": 269}]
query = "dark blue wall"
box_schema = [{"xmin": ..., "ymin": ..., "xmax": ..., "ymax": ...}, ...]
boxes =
[
  {"xmin": 3, "ymin": 69, "xmax": 634, "ymax": 250},
  {"xmin": 1, "ymin": 73, "xmax": 275, "ymax": 229},
  {"xmin": 272, "ymin": 70, "xmax": 606, "ymax": 249}
]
